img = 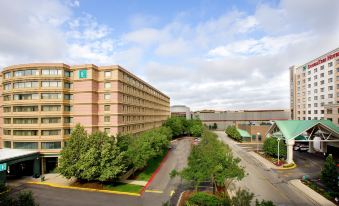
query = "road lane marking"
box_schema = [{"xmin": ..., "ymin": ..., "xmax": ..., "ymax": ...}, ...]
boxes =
[
  {"xmin": 145, "ymin": 189, "xmax": 163, "ymax": 193},
  {"xmin": 170, "ymin": 190, "xmax": 175, "ymax": 196}
]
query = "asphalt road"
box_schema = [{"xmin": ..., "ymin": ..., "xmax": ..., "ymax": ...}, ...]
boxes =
[
  {"xmin": 215, "ymin": 131, "xmax": 318, "ymax": 206},
  {"xmin": 141, "ymin": 137, "xmax": 192, "ymax": 205},
  {"xmin": 10, "ymin": 137, "xmax": 192, "ymax": 206}
]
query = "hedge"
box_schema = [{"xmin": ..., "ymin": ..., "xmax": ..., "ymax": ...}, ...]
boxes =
[{"xmin": 225, "ymin": 126, "xmax": 242, "ymax": 142}]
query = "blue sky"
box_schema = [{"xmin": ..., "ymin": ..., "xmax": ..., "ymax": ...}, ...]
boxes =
[{"xmin": 0, "ymin": 0, "xmax": 338, "ymax": 110}]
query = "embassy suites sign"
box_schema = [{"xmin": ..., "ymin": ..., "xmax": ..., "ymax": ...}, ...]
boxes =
[{"xmin": 308, "ymin": 51, "xmax": 339, "ymax": 69}]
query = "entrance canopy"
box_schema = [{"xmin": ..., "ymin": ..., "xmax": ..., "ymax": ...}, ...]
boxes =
[
  {"xmin": 0, "ymin": 149, "xmax": 39, "ymax": 164},
  {"xmin": 266, "ymin": 120, "xmax": 339, "ymax": 141},
  {"xmin": 237, "ymin": 128, "xmax": 251, "ymax": 138}
]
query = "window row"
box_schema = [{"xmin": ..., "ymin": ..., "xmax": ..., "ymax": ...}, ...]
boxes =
[
  {"xmin": 3, "ymin": 141, "xmax": 62, "ymax": 149},
  {"xmin": 4, "ymin": 69, "xmax": 73, "ymax": 79},
  {"xmin": 3, "ymin": 105, "xmax": 72, "ymax": 112},
  {"xmin": 3, "ymin": 129, "xmax": 71, "ymax": 136},
  {"xmin": 3, "ymin": 93, "xmax": 73, "ymax": 101},
  {"xmin": 3, "ymin": 81, "xmax": 73, "ymax": 91},
  {"xmin": 3, "ymin": 117, "xmax": 73, "ymax": 124}
]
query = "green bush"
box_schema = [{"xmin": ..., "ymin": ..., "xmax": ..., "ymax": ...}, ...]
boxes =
[
  {"xmin": 255, "ymin": 199, "xmax": 276, "ymax": 206},
  {"xmin": 187, "ymin": 192, "xmax": 223, "ymax": 206},
  {"xmin": 321, "ymin": 154, "xmax": 338, "ymax": 192},
  {"xmin": 262, "ymin": 137, "xmax": 286, "ymax": 158},
  {"xmin": 225, "ymin": 126, "xmax": 242, "ymax": 142}
]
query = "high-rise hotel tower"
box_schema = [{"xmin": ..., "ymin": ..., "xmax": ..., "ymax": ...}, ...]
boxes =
[
  {"xmin": 0, "ymin": 63, "xmax": 170, "ymax": 170},
  {"xmin": 290, "ymin": 48, "xmax": 339, "ymax": 125}
]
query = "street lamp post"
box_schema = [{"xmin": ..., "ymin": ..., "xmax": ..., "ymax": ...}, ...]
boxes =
[
  {"xmin": 256, "ymin": 132, "xmax": 260, "ymax": 152},
  {"xmin": 277, "ymin": 138, "xmax": 280, "ymax": 165}
]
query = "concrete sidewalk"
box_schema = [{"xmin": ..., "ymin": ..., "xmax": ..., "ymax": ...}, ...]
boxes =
[{"xmin": 289, "ymin": 179, "xmax": 335, "ymax": 206}]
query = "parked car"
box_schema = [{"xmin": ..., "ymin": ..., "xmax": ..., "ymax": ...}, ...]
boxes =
[
  {"xmin": 293, "ymin": 144, "xmax": 300, "ymax": 151},
  {"xmin": 299, "ymin": 144, "xmax": 309, "ymax": 151}
]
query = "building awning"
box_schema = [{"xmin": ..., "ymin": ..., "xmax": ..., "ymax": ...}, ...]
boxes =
[
  {"xmin": 0, "ymin": 149, "xmax": 39, "ymax": 164},
  {"xmin": 237, "ymin": 128, "xmax": 251, "ymax": 138},
  {"xmin": 267, "ymin": 120, "xmax": 339, "ymax": 140}
]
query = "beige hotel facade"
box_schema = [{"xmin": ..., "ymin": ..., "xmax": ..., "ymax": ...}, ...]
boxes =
[
  {"xmin": 0, "ymin": 63, "xmax": 170, "ymax": 171},
  {"xmin": 290, "ymin": 48, "xmax": 339, "ymax": 125}
]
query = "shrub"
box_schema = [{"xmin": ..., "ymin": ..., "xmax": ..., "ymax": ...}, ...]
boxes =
[
  {"xmin": 225, "ymin": 126, "xmax": 242, "ymax": 142},
  {"xmin": 255, "ymin": 199, "xmax": 276, "ymax": 206},
  {"xmin": 321, "ymin": 154, "xmax": 338, "ymax": 192},
  {"xmin": 262, "ymin": 137, "xmax": 286, "ymax": 158},
  {"xmin": 187, "ymin": 192, "xmax": 223, "ymax": 206}
]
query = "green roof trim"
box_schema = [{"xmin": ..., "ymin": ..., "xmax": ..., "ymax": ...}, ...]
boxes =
[
  {"xmin": 272, "ymin": 120, "xmax": 339, "ymax": 140},
  {"xmin": 237, "ymin": 128, "xmax": 251, "ymax": 138}
]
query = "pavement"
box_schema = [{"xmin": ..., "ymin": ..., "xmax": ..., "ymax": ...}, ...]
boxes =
[
  {"xmin": 141, "ymin": 137, "xmax": 192, "ymax": 205},
  {"xmin": 215, "ymin": 131, "xmax": 319, "ymax": 206},
  {"xmin": 6, "ymin": 137, "xmax": 193, "ymax": 206}
]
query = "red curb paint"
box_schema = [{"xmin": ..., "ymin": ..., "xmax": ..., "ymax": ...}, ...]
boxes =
[{"xmin": 140, "ymin": 149, "xmax": 171, "ymax": 195}]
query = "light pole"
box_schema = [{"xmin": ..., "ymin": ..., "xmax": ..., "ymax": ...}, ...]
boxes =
[
  {"xmin": 256, "ymin": 132, "xmax": 260, "ymax": 152},
  {"xmin": 277, "ymin": 138, "xmax": 280, "ymax": 165}
]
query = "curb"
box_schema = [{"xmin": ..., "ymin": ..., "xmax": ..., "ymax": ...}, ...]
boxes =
[
  {"xmin": 289, "ymin": 179, "xmax": 336, "ymax": 206},
  {"xmin": 141, "ymin": 149, "xmax": 171, "ymax": 195},
  {"xmin": 248, "ymin": 151, "xmax": 297, "ymax": 170},
  {"xmin": 26, "ymin": 181, "xmax": 140, "ymax": 196},
  {"xmin": 275, "ymin": 163, "xmax": 297, "ymax": 170}
]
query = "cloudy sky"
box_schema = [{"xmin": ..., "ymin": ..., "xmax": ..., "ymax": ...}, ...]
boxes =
[{"xmin": 1, "ymin": 0, "xmax": 338, "ymax": 111}]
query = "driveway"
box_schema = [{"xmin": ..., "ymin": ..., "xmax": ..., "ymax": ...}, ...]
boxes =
[{"xmin": 215, "ymin": 131, "xmax": 317, "ymax": 206}]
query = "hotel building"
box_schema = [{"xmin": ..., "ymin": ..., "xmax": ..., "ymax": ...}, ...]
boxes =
[
  {"xmin": 0, "ymin": 63, "xmax": 170, "ymax": 172},
  {"xmin": 290, "ymin": 48, "xmax": 339, "ymax": 125}
]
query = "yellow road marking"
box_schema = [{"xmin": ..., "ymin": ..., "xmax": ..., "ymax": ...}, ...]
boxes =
[
  {"xmin": 26, "ymin": 181, "xmax": 140, "ymax": 196},
  {"xmin": 170, "ymin": 190, "xmax": 175, "ymax": 196},
  {"xmin": 145, "ymin": 189, "xmax": 163, "ymax": 193}
]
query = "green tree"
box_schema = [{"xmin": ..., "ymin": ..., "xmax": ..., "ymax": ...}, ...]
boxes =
[
  {"xmin": 255, "ymin": 199, "xmax": 276, "ymax": 206},
  {"xmin": 187, "ymin": 192, "xmax": 223, "ymax": 206},
  {"xmin": 190, "ymin": 124, "xmax": 203, "ymax": 137},
  {"xmin": 225, "ymin": 126, "xmax": 242, "ymax": 142},
  {"xmin": 262, "ymin": 138, "xmax": 287, "ymax": 158},
  {"xmin": 213, "ymin": 123, "xmax": 218, "ymax": 130},
  {"xmin": 231, "ymin": 189, "xmax": 254, "ymax": 206},
  {"xmin": 163, "ymin": 117, "xmax": 185, "ymax": 137},
  {"xmin": 76, "ymin": 132, "xmax": 127, "ymax": 181},
  {"xmin": 321, "ymin": 154, "xmax": 338, "ymax": 191},
  {"xmin": 58, "ymin": 124, "xmax": 88, "ymax": 179}
]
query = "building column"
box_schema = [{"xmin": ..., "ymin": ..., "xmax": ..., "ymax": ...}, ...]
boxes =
[
  {"xmin": 286, "ymin": 139, "xmax": 295, "ymax": 164},
  {"xmin": 308, "ymin": 141, "xmax": 315, "ymax": 153},
  {"xmin": 33, "ymin": 157, "xmax": 41, "ymax": 178},
  {"xmin": 321, "ymin": 142, "xmax": 327, "ymax": 153}
]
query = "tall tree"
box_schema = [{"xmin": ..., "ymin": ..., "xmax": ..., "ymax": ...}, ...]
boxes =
[
  {"xmin": 321, "ymin": 154, "xmax": 338, "ymax": 191},
  {"xmin": 58, "ymin": 124, "xmax": 88, "ymax": 179}
]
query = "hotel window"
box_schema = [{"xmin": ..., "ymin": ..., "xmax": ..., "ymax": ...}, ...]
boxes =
[
  {"xmin": 104, "ymin": 71, "xmax": 111, "ymax": 78},
  {"xmin": 314, "ymin": 75, "xmax": 317, "ymax": 80},
  {"xmin": 328, "ymin": 62, "xmax": 333, "ymax": 67},
  {"xmin": 104, "ymin": 93, "xmax": 111, "ymax": 100},
  {"xmin": 4, "ymin": 72, "xmax": 11, "ymax": 79},
  {"xmin": 4, "ymin": 141, "xmax": 11, "ymax": 148},
  {"xmin": 3, "ymin": 107, "xmax": 11, "ymax": 113},
  {"xmin": 64, "ymin": 94, "xmax": 73, "ymax": 100},
  {"xmin": 41, "ymin": 130, "xmax": 60, "ymax": 136},
  {"xmin": 64, "ymin": 105, "xmax": 73, "ymax": 111},
  {"xmin": 104, "ymin": 116, "xmax": 110, "ymax": 122},
  {"xmin": 320, "ymin": 80, "xmax": 325, "ymax": 85},
  {"xmin": 307, "ymin": 77, "xmax": 311, "ymax": 81},
  {"xmin": 327, "ymin": 109, "xmax": 333, "ymax": 114},
  {"xmin": 321, "ymin": 102, "xmax": 325, "ymax": 106},
  {"xmin": 314, "ymin": 82, "xmax": 318, "ymax": 86},
  {"xmin": 104, "ymin": 82, "xmax": 111, "ymax": 89},
  {"xmin": 41, "ymin": 105, "xmax": 61, "ymax": 111},
  {"xmin": 314, "ymin": 68, "xmax": 317, "ymax": 72},
  {"xmin": 321, "ymin": 110, "xmax": 325, "ymax": 114},
  {"xmin": 13, "ymin": 93, "xmax": 38, "ymax": 100},
  {"xmin": 104, "ymin": 128, "xmax": 110, "ymax": 133},
  {"xmin": 4, "ymin": 83, "xmax": 11, "ymax": 91},
  {"xmin": 314, "ymin": 89, "xmax": 318, "ymax": 93},
  {"xmin": 328, "ymin": 70, "xmax": 333, "ymax": 75},
  {"xmin": 14, "ymin": 69, "xmax": 39, "ymax": 77},
  {"xmin": 329, "ymin": 86, "xmax": 333, "ymax": 90},
  {"xmin": 64, "ymin": 82, "xmax": 73, "ymax": 89},
  {"xmin": 13, "ymin": 130, "xmax": 38, "ymax": 136},
  {"xmin": 308, "ymin": 97, "xmax": 311, "ymax": 101},
  {"xmin": 328, "ymin": 94, "xmax": 333, "ymax": 98},
  {"xmin": 64, "ymin": 117, "xmax": 73, "ymax": 123},
  {"xmin": 14, "ymin": 81, "xmax": 39, "ymax": 88},
  {"xmin": 13, "ymin": 142, "xmax": 38, "ymax": 149},
  {"xmin": 41, "ymin": 117, "xmax": 61, "ymax": 124},
  {"xmin": 320, "ymin": 73, "xmax": 324, "ymax": 77},
  {"xmin": 308, "ymin": 84, "xmax": 311, "ymax": 88},
  {"xmin": 13, "ymin": 118, "xmax": 38, "ymax": 124},
  {"xmin": 314, "ymin": 103, "xmax": 318, "ymax": 107},
  {"xmin": 328, "ymin": 78, "xmax": 333, "ymax": 83},
  {"xmin": 64, "ymin": 70, "xmax": 73, "ymax": 77},
  {"xmin": 64, "ymin": 129, "xmax": 71, "ymax": 135},
  {"xmin": 308, "ymin": 70, "xmax": 311, "ymax": 75},
  {"xmin": 42, "ymin": 81, "xmax": 62, "ymax": 87},
  {"xmin": 41, "ymin": 93, "xmax": 61, "ymax": 99},
  {"xmin": 42, "ymin": 69, "xmax": 62, "ymax": 76},
  {"xmin": 320, "ymin": 65, "xmax": 324, "ymax": 70},
  {"xmin": 14, "ymin": 106, "xmax": 38, "ymax": 112},
  {"xmin": 41, "ymin": 142, "xmax": 61, "ymax": 149},
  {"xmin": 4, "ymin": 118, "xmax": 11, "ymax": 124},
  {"xmin": 104, "ymin": 105, "xmax": 110, "ymax": 111},
  {"xmin": 314, "ymin": 110, "xmax": 318, "ymax": 114}
]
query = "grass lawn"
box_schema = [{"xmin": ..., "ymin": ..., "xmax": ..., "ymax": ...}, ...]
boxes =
[
  {"xmin": 104, "ymin": 183, "xmax": 143, "ymax": 193},
  {"xmin": 136, "ymin": 150, "xmax": 168, "ymax": 181}
]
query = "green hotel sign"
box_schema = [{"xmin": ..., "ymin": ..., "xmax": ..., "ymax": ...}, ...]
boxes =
[
  {"xmin": 79, "ymin": 69, "xmax": 87, "ymax": 79},
  {"xmin": 0, "ymin": 163, "xmax": 7, "ymax": 172}
]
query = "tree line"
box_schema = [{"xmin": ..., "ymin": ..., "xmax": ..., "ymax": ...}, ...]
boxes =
[{"xmin": 58, "ymin": 117, "xmax": 203, "ymax": 182}]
